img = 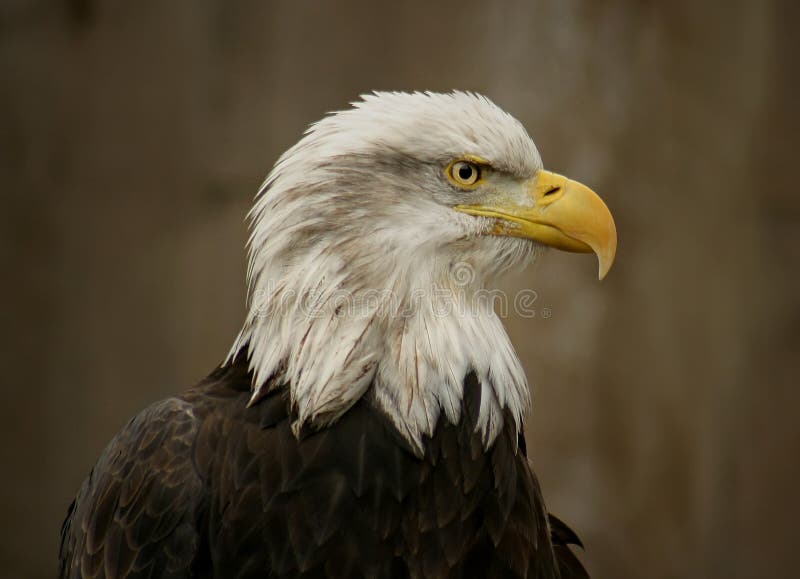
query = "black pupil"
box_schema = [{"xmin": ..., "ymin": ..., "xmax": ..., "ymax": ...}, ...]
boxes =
[{"xmin": 458, "ymin": 164, "xmax": 475, "ymax": 181}]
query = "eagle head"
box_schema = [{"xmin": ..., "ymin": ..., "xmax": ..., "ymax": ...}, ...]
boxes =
[{"xmin": 230, "ymin": 91, "xmax": 616, "ymax": 454}]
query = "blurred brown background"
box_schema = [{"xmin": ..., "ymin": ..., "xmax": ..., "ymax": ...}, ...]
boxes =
[{"xmin": 1, "ymin": 0, "xmax": 798, "ymax": 577}]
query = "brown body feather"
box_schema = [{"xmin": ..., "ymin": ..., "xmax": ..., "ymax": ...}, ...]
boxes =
[{"xmin": 60, "ymin": 356, "xmax": 587, "ymax": 578}]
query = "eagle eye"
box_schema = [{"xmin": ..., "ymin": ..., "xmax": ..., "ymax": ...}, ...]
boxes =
[{"xmin": 448, "ymin": 160, "xmax": 482, "ymax": 187}]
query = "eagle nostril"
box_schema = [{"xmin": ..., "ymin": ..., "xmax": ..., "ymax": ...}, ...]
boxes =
[{"xmin": 543, "ymin": 186, "xmax": 561, "ymax": 197}]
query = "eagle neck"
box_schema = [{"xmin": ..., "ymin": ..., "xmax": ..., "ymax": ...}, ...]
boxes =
[{"xmin": 228, "ymin": 254, "xmax": 530, "ymax": 455}]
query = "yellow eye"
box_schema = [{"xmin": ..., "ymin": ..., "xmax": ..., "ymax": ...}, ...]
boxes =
[{"xmin": 449, "ymin": 161, "xmax": 481, "ymax": 187}]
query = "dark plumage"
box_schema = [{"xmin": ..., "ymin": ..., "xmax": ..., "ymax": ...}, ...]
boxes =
[{"xmin": 60, "ymin": 355, "xmax": 587, "ymax": 578}]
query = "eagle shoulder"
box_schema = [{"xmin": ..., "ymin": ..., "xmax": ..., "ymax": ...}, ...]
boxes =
[{"xmin": 59, "ymin": 397, "xmax": 205, "ymax": 579}]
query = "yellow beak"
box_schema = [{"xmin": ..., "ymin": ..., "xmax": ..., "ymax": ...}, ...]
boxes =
[{"xmin": 454, "ymin": 170, "xmax": 617, "ymax": 279}]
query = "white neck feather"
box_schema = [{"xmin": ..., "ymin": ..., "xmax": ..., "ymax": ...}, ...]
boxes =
[{"xmin": 229, "ymin": 233, "xmax": 533, "ymax": 454}]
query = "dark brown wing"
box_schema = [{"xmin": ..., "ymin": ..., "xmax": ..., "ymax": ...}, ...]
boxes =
[{"xmin": 59, "ymin": 398, "xmax": 204, "ymax": 579}]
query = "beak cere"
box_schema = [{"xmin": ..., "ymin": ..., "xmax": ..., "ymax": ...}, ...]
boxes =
[{"xmin": 455, "ymin": 170, "xmax": 618, "ymax": 279}]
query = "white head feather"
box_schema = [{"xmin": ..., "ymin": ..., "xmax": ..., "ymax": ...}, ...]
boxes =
[{"xmin": 229, "ymin": 91, "xmax": 544, "ymax": 454}]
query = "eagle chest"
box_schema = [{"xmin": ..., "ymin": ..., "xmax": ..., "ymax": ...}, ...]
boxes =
[{"xmin": 192, "ymin": 378, "xmax": 546, "ymax": 578}]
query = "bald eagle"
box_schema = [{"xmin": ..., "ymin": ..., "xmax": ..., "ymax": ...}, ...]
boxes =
[{"xmin": 60, "ymin": 92, "xmax": 616, "ymax": 579}]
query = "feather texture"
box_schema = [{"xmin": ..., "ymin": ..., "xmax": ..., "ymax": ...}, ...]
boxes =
[{"xmin": 60, "ymin": 357, "xmax": 587, "ymax": 578}]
